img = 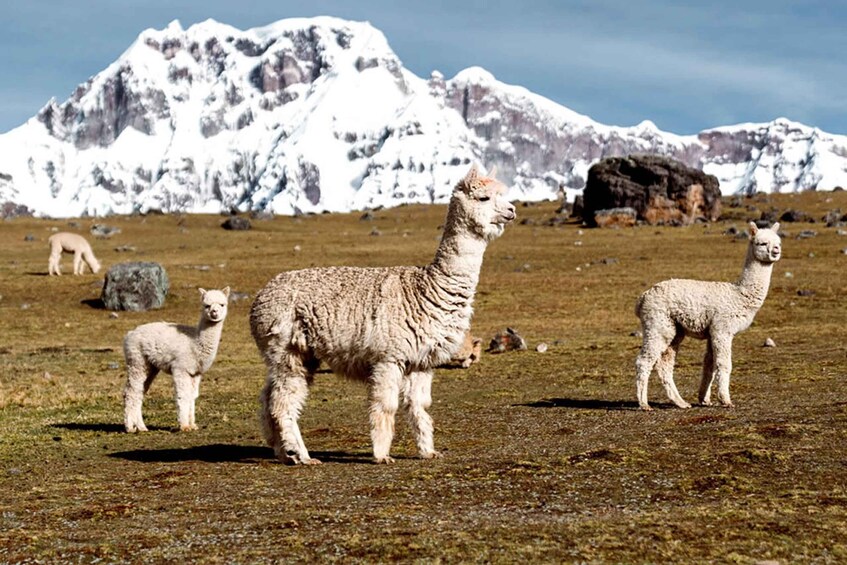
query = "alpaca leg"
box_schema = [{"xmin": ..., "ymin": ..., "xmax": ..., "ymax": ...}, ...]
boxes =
[
  {"xmin": 172, "ymin": 370, "xmax": 195, "ymax": 431},
  {"xmin": 260, "ymin": 355, "xmax": 317, "ymax": 465},
  {"xmin": 73, "ymin": 251, "xmax": 83, "ymax": 275},
  {"xmin": 698, "ymin": 339, "xmax": 716, "ymax": 405},
  {"xmin": 656, "ymin": 333, "xmax": 690, "ymax": 409},
  {"xmin": 124, "ymin": 361, "xmax": 154, "ymax": 432},
  {"xmin": 402, "ymin": 370, "xmax": 441, "ymax": 459},
  {"xmin": 711, "ymin": 336, "xmax": 734, "ymax": 407},
  {"xmin": 369, "ymin": 363, "xmax": 402, "ymax": 464},
  {"xmin": 635, "ymin": 323, "xmax": 674, "ymax": 410},
  {"xmin": 187, "ymin": 375, "xmax": 201, "ymax": 430},
  {"xmin": 48, "ymin": 250, "xmax": 61, "ymax": 276}
]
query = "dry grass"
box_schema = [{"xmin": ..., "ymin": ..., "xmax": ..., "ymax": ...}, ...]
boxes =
[{"xmin": 1, "ymin": 190, "xmax": 846, "ymax": 563}]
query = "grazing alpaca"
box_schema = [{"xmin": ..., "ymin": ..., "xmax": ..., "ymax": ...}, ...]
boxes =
[
  {"xmin": 123, "ymin": 287, "xmax": 230, "ymax": 432},
  {"xmin": 250, "ymin": 165, "xmax": 516, "ymax": 464},
  {"xmin": 635, "ymin": 222, "xmax": 782, "ymax": 410},
  {"xmin": 48, "ymin": 232, "xmax": 101, "ymax": 275}
]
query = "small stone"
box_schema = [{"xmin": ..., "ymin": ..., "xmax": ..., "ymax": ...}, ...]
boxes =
[
  {"xmin": 293, "ymin": 245, "xmax": 302, "ymax": 252},
  {"xmin": 784, "ymin": 272, "xmax": 793, "ymax": 278},
  {"xmin": 797, "ymin": 229, "xmax": 817, "ymax": 239},
  {"xmin": 837, "ymin": 229, "xmax": 847, "ymax": 236},
  {"xmin": 359, "ymin": 211, "xmax": 374, "ymax": 221},
  {"xmin": 20, "ymin": 303, "xmax": 30, "ymax": 310},
  {"xmin": 630, "ymin": 330, "xmax": 643, "ymax": 338},
  {"xmin": 107, "ymin": 362, "xmax": 120, "ymax": 370},
  {"xmin": 24, "ymin": 234, "xmax": 35, "ymax": 241},
  {"xmin": 109, "ymin": 312, "xmax": 119, "ymax": 319},
  {"xmin": 763, "ymin": 338, "xmax": 776, "ymax": 348},
  {"xmin": 797, "ymin": 289, "xmax": 816, "ymax": 297},
  {"xmin": 221, "ymin": 216, "xmax": 251, "ymax": 231},
  {"xmin": 43, "ymin": 372, "xmax": 53, "ymax": 381},
  {"xmin": 841, "ymin": 248, "xmax": 847, "ymax": 255},
  {"xmin": 574, "ymin": 241, "xmax": 583, "ymax": 246},
  {"xmin": 370, "ymin": 228, "xmax": 381, "ymax": 236},
  {"xmin": 535, "ymin": 343, "xmax": 548, "ymax": 353},
  {"xmin": 808, "ymin": 252, "xmax": 815, "ymax": 258}
]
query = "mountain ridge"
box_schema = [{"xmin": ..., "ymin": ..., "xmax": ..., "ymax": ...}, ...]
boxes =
[{"xmin": 1, "ymin": 17, "xmax": 845, "ymax": 217}]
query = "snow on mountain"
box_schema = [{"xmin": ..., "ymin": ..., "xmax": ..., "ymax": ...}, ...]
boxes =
[{"xmin": 1, "ymin": 17, "xmax": 846, "ymax": 217}]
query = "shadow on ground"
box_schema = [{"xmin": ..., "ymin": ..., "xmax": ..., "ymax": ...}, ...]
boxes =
[
  {"xmin": 107, "ymin": 444, "xmax": 374, "ymax": 464},
  {"xmin": 51, "ymin": 422, "xmax": 168, "ymax": 433},
  {"xmin": 517, "ymin": 398, "xmax": 676, "ymax": 410}
]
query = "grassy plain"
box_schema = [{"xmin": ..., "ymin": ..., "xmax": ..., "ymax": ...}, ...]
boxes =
[{"xmin": 1, "ymin": 191, "xmax": 845, "ymax": 563}]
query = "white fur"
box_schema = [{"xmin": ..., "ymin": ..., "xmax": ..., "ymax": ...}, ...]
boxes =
[
  {"xmin": 250, "ymin": 165, "xmax": 516, "ymax": 464},
  {"xmin": 48, "ymin": 232, "xmax": 101, "ymax": 276},
  {"xmin": 635, "ymin": 222, "xmax": 782, "ymax": 410},
  {"xmin": 123, "ymin": 287, "xmax": 230, "ymax": 432}
]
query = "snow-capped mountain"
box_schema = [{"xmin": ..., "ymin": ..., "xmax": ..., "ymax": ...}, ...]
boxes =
[{"xmin": 1, "ymin": 17, "xmax": 846, "ymax": 217}]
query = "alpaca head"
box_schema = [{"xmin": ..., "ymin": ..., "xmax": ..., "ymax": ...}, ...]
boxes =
[
  {"xmin": 449, "ymin": 164, "xmax": 516, "ymax": 241},
  {"xmin": 199, "ymin": 287, "xmax": 230, "ymax": 323},
  {"xmin": 748, "ymin": 222, "xmax": 782, "ymax": 263},
  {"xmin": 89, "ymin": 257, "xmax": 102, "ymax": 274}
]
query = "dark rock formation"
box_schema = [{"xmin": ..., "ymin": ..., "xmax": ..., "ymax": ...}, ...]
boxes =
[
  {"xmin": 101, "ymin": 262, "xmax": 169, "ymax": 311},
  {"xmin": 221, "ymin": 216, "xmax": 251, "ymax": 230},
  {"xmin": 594, "ymin": 207, "xmax": 637, "ymax": 228},
  {"xmin": 0, "ymin": 202, "xmax": 32, "ymax": 219},
  {"xmin": 582, "ymin": 155, "xmax": 721, "ymax": 227}
]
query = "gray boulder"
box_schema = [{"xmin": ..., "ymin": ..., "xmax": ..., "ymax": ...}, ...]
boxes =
[{"xmin": 101, "ymin": 262, "xmax": 169, "ymax": 311}]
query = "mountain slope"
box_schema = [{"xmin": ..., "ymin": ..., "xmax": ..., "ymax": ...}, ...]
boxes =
[{"xmin": 1, "ymin": 17, "xmax": 846, "ymax": 217}]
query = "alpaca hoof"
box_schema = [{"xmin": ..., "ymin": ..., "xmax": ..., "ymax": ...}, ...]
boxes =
[
  {"xmin": 675, "ymin": 402, "xmax": 692, "ymax": 409},
  {"xmin": 639, "ymin": 404, "xmax": 653, "ymax": 412},
  {"xmin": 179, "ymin": 425, "xmax": 196, "ymax": 432},
  {"xmin": 700, "ymin": 400, "xmax": 712, "ymax": 406},
  {"xmin": 420, "ymin": 450, "xmax": 442, "ymax": 460},
  {"xmin": 374, "ymin": 456, "xmax": 396, "ymax": 464},
  {"xmin": 302, "ymin": 458, "xmax": 322, "ymax": 465}
]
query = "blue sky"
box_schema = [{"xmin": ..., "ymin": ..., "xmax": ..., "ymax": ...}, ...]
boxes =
[{"xmin": 1, "ymin": 0, "xmax": 844, "ymax": 135}]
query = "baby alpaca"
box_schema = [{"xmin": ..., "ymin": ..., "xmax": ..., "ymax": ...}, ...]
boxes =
[
  {"xmin": 250, "ymin": 165, "xmax": 515, "ymax": 465},
  {"xmin": 449, "ymin": 333, "xmax": 483, "ymax": 368},
  {"xmin": 635, "ymin": 222, "xmax": 782, "ymax": 410},
  {"xmin": 48, "ymin": 232, "xmax": 101, "ymax": 275},
  {"xmin": 123, "ymin": 287, "xmax": 230, "ymax": 432}
]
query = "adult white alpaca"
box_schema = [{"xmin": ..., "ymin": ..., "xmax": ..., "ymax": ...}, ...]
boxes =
[
  {"xmin": 635, "ymin": 222, "xmax": 782, "ymax": 410},
  {"xmin": 47, "ymin": 232, "xmax": 101, "ymax": 275},
  {"xmin": 123, "ymin": 287, "xmax": 230, "ymax": 432},
  {"xmin": 250, "ymin": 165, "xmax": 516, "ymax": 464}
]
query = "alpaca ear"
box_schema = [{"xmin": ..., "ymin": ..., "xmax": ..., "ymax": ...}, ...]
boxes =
[
  {"xmin": 222, "ymin": 286, "xmax": 231, "ymax": 298},
  {"xmin": 771, "ymin": 222, "xmax": 780, "ymax": 233},
  {"xmin": 198, "ymin": 288, "xmax": 207, "ymax": 297},
  {"xmin": 748, "ymin": 222, "xmax": 758, "ymax": 236}
]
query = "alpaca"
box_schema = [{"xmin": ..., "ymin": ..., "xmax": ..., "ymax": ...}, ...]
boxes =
[
  {"xmin": 47, "ymin": 232, "xmax": 101, "ymax": 275},
  {"xmin": 123, "ymin": 287, "xmax": 230, "ymax": 432},
  {"xmin": 634, "ymin": 222, "xmax": 782, "ymax": 410},
  {"xmin": 250, "ymin": 165, "xmax": 516, "ymax": 464},
  {"xmin": 449, "ymin": 333, "xmax": 483, "ymax": 368}
]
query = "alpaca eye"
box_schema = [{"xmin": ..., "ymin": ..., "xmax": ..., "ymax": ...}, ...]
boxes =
[{"xmin": 478, "ymin": 196, "xmax": 491, "ymax": 202}]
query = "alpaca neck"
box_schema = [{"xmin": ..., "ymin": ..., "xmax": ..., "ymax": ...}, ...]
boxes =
[
  {"xmin": 735, "ymin": 250, "xmax": 774, "ymax": 307},
  {"xmin": 428, "ymin": 223, "xmax": 488, "ymax": 289},
  {"xmin": 196, "ymin": 316, "xmax": 224, "ymax": 364}
]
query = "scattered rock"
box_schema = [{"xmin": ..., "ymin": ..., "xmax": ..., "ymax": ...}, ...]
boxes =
[
  {"xmin": 43, "ymin": 372, "xmax": 53, "ymax": 381},
  {"xmin": 293, "ymin": 245, "xmax": 302, "ymax": 252},
  {"xmin": 228, "ymin": 291, "xmax": 251, "ymax": 302},
  {"xmin": 796, "ymin": 230, "xmax": 817, "ymax": 239},
  {"xmin": 763, "ymin": 337, "xmax": 776, "ymax": 348},
  {"xmin": 23, "ymin": 234, "xmax": 35, "ymax": 241},
  {"xmin": 221, "ymin": 216, "xmax": 251, "ymax": 231},
  {"xmin": 535, "ymin": 343, "xmax": 548, "ymax": 353},
  {"xmin": 90, "ymin": 224, "xmax": 122, "ymax": 239},
  {"xmin": 67, "ymin": 221, "xmax": 81, "ymax": 229},
  {"xmin": 593, "ymin": 207, "xmax": 637, "ymax": 228},
  {"xmin": 630, "ymin": 330, "xmax": 643, "ymax": 338},
  {"xmin": 837, "ymin": 229, "xmax": 847, "ymax": 236},
  {"xmin": 250, "ymin": 210, "xmax": 274, "ymax": 221},
  {"xmin": 593, "ymin": 257, "xmax": 619, "ymax": 265},
  {"xmin": 114, "ymin": 245, "xmax": 136, "ymax": 252},
  {"xmin": 823, "ymin": 209, "xmax": 844, "ymax": 227},
  {"xmin": 779, "ymin": 209, "xmax": 811, "ymax": 223},
  {"xmin": 107, "ymin": 362, "xmax": 120, "ymax": 370},
  {"xmin": 784, "ymin": 271, "xmax": 793, "ymax": 278},
  {"xmin": 583, "ymin": 155, "xmax": 721, "ymax": 226},
  {"xmin": 101, "ymin": 262, "xmax": 169, "ymax": 311},
  {"xmin": 359, "ymin": 210, "xmax": 375, "ymax": 221},
  {"xmin": 723, "ymin": 226, "xmax": 740, "ymax": 236},
  {"xmin": 796, "ymin": 289, "xmax": 816, "ymax": 297},
  {"xmin": 487, "ymin": 328, "xmax": 527, "ymax": 353},
  {"xmin": 20, "ymin": 303, "xmax": 30, "ymax": 310},
  {"xmin": 370, "ymin": 228, "xmax": 381, "ymax": 236},
  {"xmin": 109, "ymin": 312, "xmax": 119, "ymax": 319},
  {"xmin": 842, "ymin": 248, "xmax": 847, "ymax": 255}
]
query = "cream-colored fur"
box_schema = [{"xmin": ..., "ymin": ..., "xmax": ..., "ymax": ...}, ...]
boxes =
[
  {"xmin": 48, "ymin": 232, "xmax": 101, "ymax": 275},
  {"xmin": 123, "ymin": 287, "xmax": 230, "ymax": 432},
  {"xmin": 635, "ymin": 222, "xmax": 782, "ymax": 410},
  {"xmin": 250, "ymin": 165, "xmax": 516, "ymax": 464},
  {"xmin": 450, "ymin": 333, "xmax": 483, "ymax": 368}
]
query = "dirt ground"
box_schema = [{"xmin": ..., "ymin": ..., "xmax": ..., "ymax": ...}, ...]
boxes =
[{"xmin": 1, "ymin": 191, "xmax": 845, "ymax": 563}]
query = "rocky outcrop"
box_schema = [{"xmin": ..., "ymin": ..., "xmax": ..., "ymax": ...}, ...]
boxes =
[{"xmin": 582, "ymin": 155, "xmax": 721, "ymax": 226}]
